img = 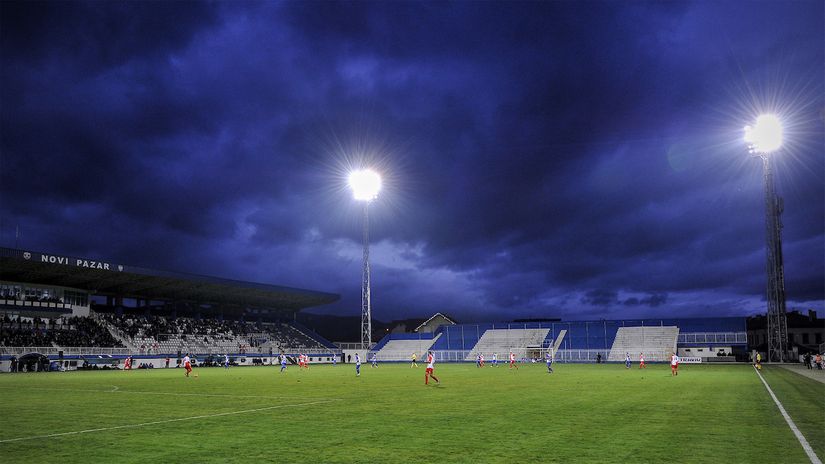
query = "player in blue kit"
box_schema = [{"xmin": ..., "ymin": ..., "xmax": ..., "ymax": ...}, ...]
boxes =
[
  {"xmin": 545, "ymin": 350, "xmax": 554, "ymax": 373},
  {"xmin": 371, "ymin": 353, "xmax": 378, "ymax": 368},
  {"xmin": 280, "ymin": 353, "xmax": 287, "ymax": 373},
  {"xmin": 224, "ymin": 354, "xmax": 230, "ymax": 369},
  {"xmin": 355, "ymin": 353, "xmax": 361, "ymax": 376},
  {"xmin": 625, "ymin": 353, "xmax": 631, "ymax": 369},
  {"xmin": 332, "ymin": 354, "xmax": 337, "ymax": 366}
]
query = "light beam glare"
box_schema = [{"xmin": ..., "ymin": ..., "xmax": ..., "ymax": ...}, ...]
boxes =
[{"xmin": 744, "ymin": 114, "xmax": 783, "ymax": 153}]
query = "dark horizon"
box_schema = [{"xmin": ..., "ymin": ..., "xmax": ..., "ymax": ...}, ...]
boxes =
[{"xmin": 1, "ymin": 1, "xmax": 823, "ymax": 323}]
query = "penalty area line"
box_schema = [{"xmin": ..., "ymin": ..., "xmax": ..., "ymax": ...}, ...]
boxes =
[
  {"xmin": 753, "ymin": 366, "xmax": 822, "ymax": 464},
  {"xmin": 0, "ymin": 399, "xmax": 341, "ymax": 444}
]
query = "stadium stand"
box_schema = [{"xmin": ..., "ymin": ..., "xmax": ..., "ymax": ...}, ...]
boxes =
[
  {"xmin": 372, "ymin": 317, "xmax": 747, "ymax": 363},
  {"xmin": 99, "ymin": 314, "xmax": 333, "ymax": 355},
  {"xmin": 465, "ymin": 328, "xmax": 550, "ymax": 361},
  {"xmin": 0, "ymin": 247, "xmax": 344, "ymax": 370},
  {"xmin": 370, "ymin": 333, "xmax": 441, "ymax": 361},
  {"xmin": 607, "ymin": 326, "xmax": 678, "ymax": 362},
  {"xmin": 0, "ymin": 315, "xmax": 123, "ymax": 350}
]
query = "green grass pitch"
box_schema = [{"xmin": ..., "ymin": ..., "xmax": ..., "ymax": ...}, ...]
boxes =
[{"xmin": 0, "ymin": 363, "xmax": 822, "ymax": 463}]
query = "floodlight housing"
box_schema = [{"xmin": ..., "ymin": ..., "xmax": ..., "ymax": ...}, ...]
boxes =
[
  {"xmin": 744, "ymin": 114, "xmax": 783, "ymax": 154},
  {"xmin": 348, "ymin": 169, "xmax": 382, "ymax": 201}
]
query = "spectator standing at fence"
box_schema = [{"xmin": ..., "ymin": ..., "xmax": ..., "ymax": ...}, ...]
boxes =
[
  {"xmin": 596, "ymin": 353, "xmax": 602, "ymax": 364},
  {"xmin": 816, "ymin": 353, "xmax": 823, "ymax": 370},
  {"xmin": 424, "ymin": 351, "xmax": 440, "ymax": 385}
]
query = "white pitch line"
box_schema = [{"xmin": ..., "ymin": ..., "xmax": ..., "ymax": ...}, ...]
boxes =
[
  {"xmin": 0, "ymin": 399, "xmax": 341, "ymax": 444},
  {"xmin": 0, "ymin": 386, "xmax": 320, "ymax": 401},
  {"xmin": 754, "ymin": 366, "xmax": 822, "ymax": 464}
]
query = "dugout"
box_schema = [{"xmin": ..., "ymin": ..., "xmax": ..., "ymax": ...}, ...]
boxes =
[{"xmin": 16, "ymin": 353, "xmax": 50, "ymax": 372}]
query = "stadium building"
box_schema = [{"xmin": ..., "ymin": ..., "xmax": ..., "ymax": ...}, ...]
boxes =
[
  {"xmin": 2, "ymin": 246, "xmax": 805, "ymax": 373},
  {"xmin": 0, "ymin": 247, "xmax": 341, "ymax": 371}
]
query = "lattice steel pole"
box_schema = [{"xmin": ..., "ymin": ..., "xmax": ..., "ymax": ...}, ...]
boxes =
[
  {"xmin": 760, "ymin": 154, "xmax": 788, "ymax": 362},
  {"xmin": 360, "ymin": 202, "xmax": 372, "ymax": 350}
]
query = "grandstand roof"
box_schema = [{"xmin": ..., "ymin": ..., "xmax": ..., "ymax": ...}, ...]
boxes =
[{"xmin": 0, "ymin": 247, "xmax": 339, "ymax": 311}]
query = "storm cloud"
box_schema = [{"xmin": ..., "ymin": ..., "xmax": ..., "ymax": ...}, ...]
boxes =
[{"xmin": 1, "ymin": 1, "xmax": 822, "ymax": 323}]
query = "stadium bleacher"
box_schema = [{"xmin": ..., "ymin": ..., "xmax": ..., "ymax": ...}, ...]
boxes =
[
  {"xmin": 370, "ymin": 333, "xmax": 441, "ymax": 361},
  {"xmin": 465, "ymin": 328, "xmax": 550, "ymax": 361},
  {"xmin": 607, "ymin": 326, "xmax": 678, "ymax": 362},
  {"xmin": 0, "ymin": 312, "xmax": 338, "ymax": 363},
  {"xmin": 372, "ymin": 317, "xmax": 748, "ymax": 363},
  {"xmin": 100, "ymin": 314, "xmax": 333, "ymax": 355},
  {"xmin": 0, "ymin": 315, "xmax": 123, "ymax": 349}
]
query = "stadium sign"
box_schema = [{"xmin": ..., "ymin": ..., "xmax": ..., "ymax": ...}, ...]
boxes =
[
  {"xmin": 679, "ymin": 357, "xmax": 702, "ymax": 363},
  {"xmin": 29, "ymin": 251, "xmax": 120, "ymax": 271}
]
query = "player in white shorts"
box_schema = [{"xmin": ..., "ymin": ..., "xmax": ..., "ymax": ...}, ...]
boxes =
[{"xmin": 424, "ymin": 351, "xmax": 440, "ymax": 385}]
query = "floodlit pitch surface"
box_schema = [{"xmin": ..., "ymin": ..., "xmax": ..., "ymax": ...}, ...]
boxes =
[{"xmin": 0, "ymin": 363, "xmax": 822, "ymax": 463}]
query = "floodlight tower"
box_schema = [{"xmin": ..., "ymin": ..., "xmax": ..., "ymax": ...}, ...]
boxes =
[
  {"xmin": 744, "ymin": 114, "xmax": 788, "ymax": 362},
  {"xmin": 348, "ymin": 169, "xmax": 382, "ymax": 350}
]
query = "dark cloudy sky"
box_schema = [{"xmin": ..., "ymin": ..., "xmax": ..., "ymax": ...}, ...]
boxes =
[{"xmin": 1, "ymin": 1, "xmax": 823, "ymax": 323}]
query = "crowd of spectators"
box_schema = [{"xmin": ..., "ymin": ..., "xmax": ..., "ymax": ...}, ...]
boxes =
[
  {"xmin": 101, "ymin": 314, "xmax": 326, "ymax": 352},
  {"xmin": 101, "ymin": 314, "xmax": 174, "ymax": 339},
  {"xmin": 0, "ymin": 315, "xmax": 123, "ymax": 348},
  {"xmin": 103, "ymin": 314, "xmax": 254, "ymax": 340},
  {"xmin": 0, "ymin": 313, "xmax": 330, "ymax": 351}
]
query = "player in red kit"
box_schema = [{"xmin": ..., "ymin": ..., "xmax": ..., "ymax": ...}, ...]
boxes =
[
  {"xmin": 424, "ymin": 351, "xmax": 440, "ymax": 385},
  {"xmin": 639, "ymin": 353, "xmax": 646, "ymax": 369},
  {"xmin": 509, "ymin": 351, "xmax": 518, "ymax": 369},
  {"xmin": 670, "ymin": 353, "xmax": 679, "ymax": 376},
  {"xmin": 182, "ymin": 354, "xmax": 192, "ymax": 377}
]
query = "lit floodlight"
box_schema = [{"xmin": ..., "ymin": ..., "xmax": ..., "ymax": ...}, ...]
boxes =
[
  {"xmin": 348, "ymin": 169, "xmax": 382, "ymax": 201},
  {"xmin": 744, "ymin": 114, "xmax": 783, "ymax": 153}
]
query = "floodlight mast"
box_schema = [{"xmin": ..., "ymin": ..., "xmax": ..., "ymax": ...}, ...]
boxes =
[
  {"xmin": 349, "ymin": 169, "xmax": 381, "ymax": 350},
  {"xmin": 360, "ymin": 202, "xmax": 372, "ymax": 350},
  {"xmin": 745, "ymin": 115, "xmax": 788, "ymax": 363}
]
